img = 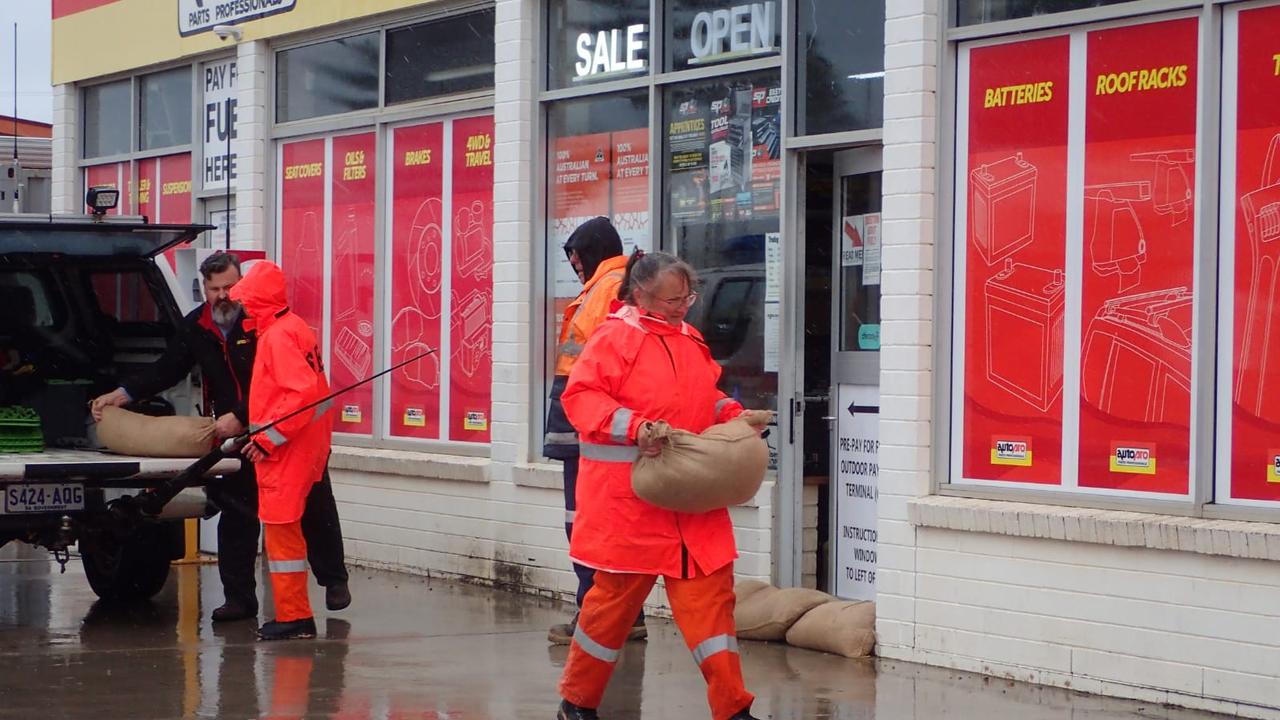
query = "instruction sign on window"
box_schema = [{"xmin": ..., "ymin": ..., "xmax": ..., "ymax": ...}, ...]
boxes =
[{"xmin": 834, "ymin": 384, "xmax": 878, "ymax": 601}]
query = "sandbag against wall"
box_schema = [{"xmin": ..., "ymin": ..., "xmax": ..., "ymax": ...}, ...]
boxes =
[
  {"xmin": 734, "ymin": 585, "xmax": 833, "ymax": 641},
  {"xmin": 631, "ymin": 415, "xmax": 769, "ymax": 513},
  {"xmin": 785, "ymin": 600, "xmax": 876, "ymax": 658},
  {"xmin": 96, "ymin": 406, "xmax": 216, "ymax": 458}
]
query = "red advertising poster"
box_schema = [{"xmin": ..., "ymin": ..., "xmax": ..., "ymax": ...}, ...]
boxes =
[
  {"xmin": 85, "ymin": 162, "xmax": 127, "ymax": 215},
  {"xmin": 330, "ymin": 132, "xmax": 377, "ymax": 435},
  {"xmin": 159, "ymin": 153, "xmax": 193, "ymax": 224},
  {"xmin": 389, "ymin": 122, "xmax": 445, "ymax": 440},
  {"xmin": 136, "ymin": 157, "xmax": 158, "ymax": 221},
  {"xmin": 610, "ymin": 128, "xmax": 649, "ymax": 253},
  {"xmin": 449, "ymin": 115, "xmax": 494, "ymax": 442},
  {"xmin": 279, "ymin": 139, "xmax": 327, "ymax": 342},
  {"xmin": 1078, "ymin": 18, "xmax": 1198, "ymax": 493},
  {"xmin": 551, "ymin": 132, "xmax": 612, "ymax": 300},
  {"xmin": 1229, "ymin": 5, "xmax": 1280, "ymax": 502},
  {"xmin": 962, "ymin": 35, "xmax": 1070, "ymax": 485}
]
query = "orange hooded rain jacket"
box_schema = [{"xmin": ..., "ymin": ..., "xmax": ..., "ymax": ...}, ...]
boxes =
[
  {"xmin": 561, "ymin": 304, "xmax": 745, "ymax": 577},
  {"xmin": 229, "ymin": 261, "xmax": 334, "ymax": 524}
]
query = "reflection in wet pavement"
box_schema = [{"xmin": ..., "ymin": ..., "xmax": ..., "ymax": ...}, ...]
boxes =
[{"xmin": 0, "ymin": 544, "xmax": 1229, "ymax": 719}]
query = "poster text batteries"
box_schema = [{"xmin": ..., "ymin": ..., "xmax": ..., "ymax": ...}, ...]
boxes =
[
  {"xmin": 961, "ymin": 35, "xmax": 1070, "ymax": 486},
  {"xmin": 449, "ymin": 115, "xmax": 495, "ymax": 442},
  {"xmin": 1078, "ymin": 18, "xmax": 1198, "ymax": 495},
  {"xmin": 834, "ymin": 384, "xmax": 878, "ymax": 602},
  {"xmin": 1227, "ymin": 5, "xmax": 1280, "ymax": 502},
  {"xmin": 202, "ymin": 58, "xmax": 238, "ymax": 193},
  {"xmin": 329, "ymin": 132, "xmax": 377, "ymax": 435},
  {"xmin": 611, "ymin": 128, "xmax": 651, "ymax": 254},
  {"xmin": 279, "ymin": 139, "xmax": 326, "ymax": 342},
  {"xmin": 389, "ymin": 121, "xmax": 445, "ymax": 440},
  {"xmin": 551, "ymin": 132, "xmax": 612, "ymax": 300}
]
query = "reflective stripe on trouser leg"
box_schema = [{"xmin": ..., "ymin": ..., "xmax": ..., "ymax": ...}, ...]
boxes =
[
  {"xmin": 558, "ymin": 570, "xmax": 657, "ymax": 710},
  {"xmin": 667, "ymin": 563, "xmax": 755, "ymax": 720},
  {"xmin": 263, "ymin": 521, "xmax": 313, "ymax": 623}
]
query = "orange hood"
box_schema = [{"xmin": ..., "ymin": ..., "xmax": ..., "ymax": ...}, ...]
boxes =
[{"xmin": 229, "ymin": 260, "xmax": 290, "ymax": 331}]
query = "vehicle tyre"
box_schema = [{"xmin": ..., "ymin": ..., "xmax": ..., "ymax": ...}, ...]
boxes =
[{"xmin": 79, "ymin": 522, "xmax": 179, "ymax": 602}]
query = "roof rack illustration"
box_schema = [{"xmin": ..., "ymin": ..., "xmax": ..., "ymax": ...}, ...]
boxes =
[
  {"xmin": 1085, "ymin": 181, "xmax": 1150, "ymax": 292},
  {"xmin": 1129, "ymin": 149, "xmax": 1194, "ymax": 226}
]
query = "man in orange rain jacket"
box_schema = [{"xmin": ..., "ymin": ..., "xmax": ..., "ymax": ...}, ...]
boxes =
[
  {"xmin": 556, "ymin": 250, "xmax": 760, "ymax": 720},
  {"xmin": 231, "ymin": 260, "xmax": 339, "ymax": 641},
  {"xmin": 544, "ymin": 217, "xmax": 643, "ymax": 645}
]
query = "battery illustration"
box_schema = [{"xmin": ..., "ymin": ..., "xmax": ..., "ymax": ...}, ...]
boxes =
[
  {"xmin": 969, "ymin": 153, "xmax": 1038, "ymax": 266},
  {"xmin": 983, "ymin": 259, "xmax": 1065, "ymax": 412},
  {"xmin": 1081, "ymin": 288, "xmax": 1192, "ymax": 425}
]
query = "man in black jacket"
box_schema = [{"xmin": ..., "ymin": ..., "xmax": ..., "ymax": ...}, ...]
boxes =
[{"xmin": 91, "ymin": 252, "xmax": 350, "ymax": 622}]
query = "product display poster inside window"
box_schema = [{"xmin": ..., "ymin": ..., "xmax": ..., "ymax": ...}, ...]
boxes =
[
  {"xmin": 449, "ymin": 115, "xmax": 495, "ymax": 443},
  {"xmin": 85, "ymin": 162, "xmax": 130, "ymax": 216},
  {"xmin": 279, "ymin": 139, "xmax": 326, "ymax": 352},
  {"xmin": 1224, "ymin": 4, "xmax": 1280, "ymax": 503},
  {"xmin": 329, "ymin": 132, "xmax": 377, "ymax": 436},
  {"xmin": 388, "ymin": 122, "xmax": 445, "ymax": 440},
  {"xmin": 959, "ymin": 35, "xmax": 1070, "ymax": 485},
  {"xmin": 136, "ymin": 153, "xmax": 193, "ymax": 269},
  {"xmin": 1078, "ymin": 18, "xmax": 1197, "ymax": 494}
]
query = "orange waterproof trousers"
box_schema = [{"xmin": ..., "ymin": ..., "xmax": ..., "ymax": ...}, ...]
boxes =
[
  {"xmin": 559, "ymin": 563, "xmax": 753, "ymax": 720},
  {"xmin": 264, "ymin": 521, "xmax": 313, "ymax": 622}
]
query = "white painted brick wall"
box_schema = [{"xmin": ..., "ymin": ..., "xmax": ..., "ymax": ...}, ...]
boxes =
[
  {"xmin": 234, "ymin": 41, "xmax": 269, "ymax": 252},
  {"xmin": 51, "ymin": 84, "xmax": 78, "ymax": 213}
]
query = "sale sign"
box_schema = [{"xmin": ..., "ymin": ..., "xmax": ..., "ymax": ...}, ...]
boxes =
[
  {"xmin": 1228, "ymin": 5, "xmax": 1280, "ymax": 502},
  {"xmin": 279, "ymin": 139, "xmax": 326, "ymax": 342},
  {"xmin": 961, "ymin": 35, "xmax": 1070, "ymax": 485},
  {"xmin": 329, "ymin": 132, "xmax": 376, "ymax": 435},
  {"xmin": 389, "ymin": 121, "xmax": 445, "ymax": 440},
  {"xmin": 449, "ymin": 115, "xmax": 494, "ymax": 442},
  {"xmin": 1077, "ymin": 18, "xmax": 1198, "ymax": 494}
]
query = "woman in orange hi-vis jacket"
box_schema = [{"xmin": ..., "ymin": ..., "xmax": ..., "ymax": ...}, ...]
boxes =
[
  {"xmin": 556, "ymin": 250, "xmax": 760, "ymax": 720},
  {"xmin": 230, "ymin": 261, "xmax": 335, "ymax": 642}
]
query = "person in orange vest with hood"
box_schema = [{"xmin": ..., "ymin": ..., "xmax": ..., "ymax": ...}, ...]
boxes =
[
  {"xmin": 231, "ymin": 260, "xmax": 337, "ymax": 641},
  {"xmin": 544, "ymin": 217, "xmax": 645, "ymax": 645},
  {"xmin": 556, "ymin": 250, "xmax": 761, "ymax": 720}
]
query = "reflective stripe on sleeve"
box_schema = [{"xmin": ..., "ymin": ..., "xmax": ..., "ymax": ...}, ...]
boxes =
[
  {"xmin": 565, "ymin": 509, "xmax": 576, "ymax": 524},
  {"xmin": 573, "ymin": 625, "xmax": 621, "ymax": 663},
  {"xmin": 544, "ymin": 431, "xmax": 579, "ymax": 445},
  {"xmin": 315, "ymin": 400, "xmax": 333, "ymax": 417},
  {"xmin": 610, "ymin": 408, "xmax": 634, "ymax": 444},
  {"xmin": 268, "ymin": 559, "xmax": 308, "ymax": 574},
  {"xmin": 691, "ymin": 634, "xmax": 739, "ymax": 665},
  {"xmin": 715, "ymin": 397, "xmax": 733, "ymax": 416},
  {"xmin": 559, "ymin": 340, "xmax": 584, "ymax": 358},
  {"xmin": 580, "ymin": 443, "xmax": 640, "ymax": 463},
  {"xmin": 263, "ymin": 427, "xmax": 288, "ymax": 448}
]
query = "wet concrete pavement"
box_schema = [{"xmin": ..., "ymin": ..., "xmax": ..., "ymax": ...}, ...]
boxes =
[{"xmin": 0, "ymin": 543, "xmax": 1229, "ymax": 720}]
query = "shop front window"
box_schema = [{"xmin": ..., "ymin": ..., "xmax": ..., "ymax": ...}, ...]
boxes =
[
  {"xmin": 795, "ymin": 0, "xmax": 884, "ymax": 136},
  {"xmin": 546, "ymin": 0, "xmax": 650, "ymax": 90},
  {"xmin": 665, "ymin": 0, "xmax": 780, "ymax": 72},
  {"xmin": 276, "ymin": 33, "xmax": 380, "ymax": 123},
  {"xmin": 139, "ymin": 67, "xmax": 192, "ymax": 151},
  {"xmin": 83, "ymin": 80, "xmax": 131, "ymax": 158},
  {"xmin": 385, "ymin": 10, "xmax": 496, "ymax": 104},
  {"xmin": 956, "ymin": 0, "xmax": 1137, "ymax": 26},
  {"xmin": 662, "ymin": 70, "xmax": 781, "ymax": 419}
]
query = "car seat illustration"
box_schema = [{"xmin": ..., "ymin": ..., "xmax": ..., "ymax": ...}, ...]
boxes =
[
  {"xmin": 969, "ymin": 153, "xmax": 1038, "ymax": 265},
  {"xmin": 983, "ymin": 259, "xmax": 1065, "ymax": 412},
  {"xmin": 1081, "ymin": 287, "xmax": 1192, "ymax": 425},
  {"xmin": 1235, "ymin": 133, "xmax": 1280, "ymax": 423}
]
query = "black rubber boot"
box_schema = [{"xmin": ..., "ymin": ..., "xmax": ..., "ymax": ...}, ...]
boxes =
[
  {"xmin": 210, "ymin": 602, "xmax": 257, "ymax": 623},
  {"xmin": 556, "ymin": 699, "xmax": 600, "ymax": 719},
  {"xmin": 256, "ymin": 617, "xmax": 317, "ymax": 641},
  {"xmin": 325, "ymin": 582, "xmax": 352, "ymax": 611}
]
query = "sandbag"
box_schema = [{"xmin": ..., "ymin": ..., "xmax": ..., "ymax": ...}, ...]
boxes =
[
  {"xmin": 96, "ymin": 406, "xmax": 216, "ymax": 458},
  {"xmin": 734, "ymin": 579, "xmax": 773, "ymax": 604},
  {"xmin": 785, "ymin": 600, "xmax": 876, "ymax": 658},
  {"xmin": 735, "ymin": 586, "xmax": 833, "ymax": 641},
  {"xmin": 631, "ymin": 415, "xmax": 769, "ymax": 513}
]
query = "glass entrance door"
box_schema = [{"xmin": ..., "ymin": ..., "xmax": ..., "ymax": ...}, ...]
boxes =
[{"xmin": 828, "ymin": 147, "xmax": 882, "ymax": 600}]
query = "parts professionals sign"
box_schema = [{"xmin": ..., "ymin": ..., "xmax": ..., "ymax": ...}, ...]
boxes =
[{"xmin": 179, "ymin": 0, "xmax": 297, "ymax": 37}]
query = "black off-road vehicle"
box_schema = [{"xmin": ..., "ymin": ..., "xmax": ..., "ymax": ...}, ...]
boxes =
[{"xmin": 0, "ymin": 212, "xmax": 238, "ymax": 601}]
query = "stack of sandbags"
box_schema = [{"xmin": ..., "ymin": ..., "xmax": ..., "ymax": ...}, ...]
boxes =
[
  {"xmin": 631, "ymin": 413, "xmax": 770, "ymax": 513},
  {"xmin": 96, "ymin": 406, "xmax": 216, "ymax": 458},
  {"xmin": 733, "ymin": 579, "xmax": 876, "ymax": 658}
]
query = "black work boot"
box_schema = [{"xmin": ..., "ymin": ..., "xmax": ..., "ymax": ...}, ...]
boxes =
[
  {"xmin": 256, "ymin": 617, "xmax": 317, "ymax": 641},
  {"xmin": 548, "ymin": 612, "xmax": 578, "ymax": 645},
  {"xmin": 210, "ymin": 602, "xmax": 257, "ymax": 623},
  {"xmin": 556, "ymin": 700, "xmax": 600, "ymax": 719},
  {"xmin": 325, "ymin": 582, "xmax": 352, "ymax": 611}
]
